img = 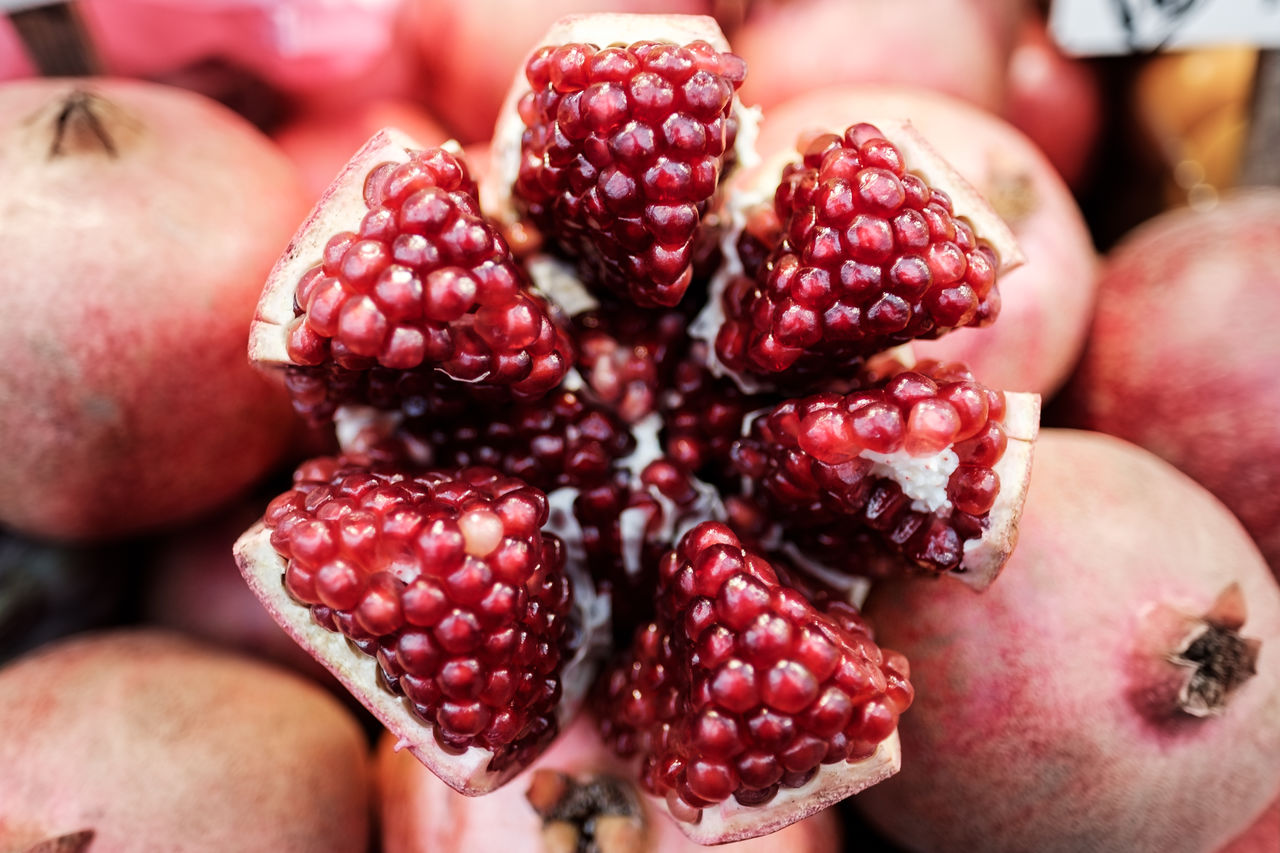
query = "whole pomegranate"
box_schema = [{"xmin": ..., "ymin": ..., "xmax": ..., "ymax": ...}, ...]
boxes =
[
  {"xmin": 1064, "ymin": 189, "xmax": 1280, "ymax": 574},
  {"xmin": 378, "ymin": 713, "xmax": 841, "ymax": 852},
  {"xmin": 856, "ymin": 429, "xmax": 1280, "ymax": 853},
  {"xmin": 0, "ymin": 78, "xmax": 309, "ymax": 540},
  {"xmin": 752, "ymin": 85, "xmax": 1098, "ymax": 399},
  {"xmin": 0, "ymin": 629, "xmax": 372, "ymax": 852},
  {"xmin": 731, "ymin": 0, "xmax": 1021, "ymax": 114}
]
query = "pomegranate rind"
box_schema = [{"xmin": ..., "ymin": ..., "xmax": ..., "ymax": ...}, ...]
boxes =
[
  {"xmin": 659, "ymin": 731, "xmax": 901, "ymax": 844},
  {"xmin": 692, "ymin": 118, "xmax": 1024, "ymax": 392},
  {"xmin": 248, "ymin": 127, "xmax": 440, "ymax": 369},
  {"xmin": 959, "ymin": 389, "xmax": 1039, "ymax": 589},
  {"xmin": 233, "ymin": 520, "xmax": 605, "ymax": 796}
]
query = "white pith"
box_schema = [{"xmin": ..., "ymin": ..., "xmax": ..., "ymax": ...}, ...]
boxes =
[
  {"xmin": 690, "ymin": 118, "xmax": 1026, "ymax": 394},
  {"xmin": 653, "ymin": 729, "xmax": 901, "ymax": 844},
  {"xmin": 233, "ymin": 517, "xmax": 609, "ymax": 796}
]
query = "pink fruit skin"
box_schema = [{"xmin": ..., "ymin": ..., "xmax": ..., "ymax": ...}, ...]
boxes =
[
  {"xmin": 1, "ymin": 0, "xmax": 403, "ymax": 94},
  {"xmin": 1001, "ymin": 13, "xmax": 1102, "ymax": 190},
  {"xmin": 409, "ymin": 0, "xmax": 713, "ymax": 143},
  {"xmin": 377, "ymin": 714, "xmax": 842, "ymax": 853},
  {"xmin": 1219, "ymin": 797, "xmax": 1280, "ymax": 853},
  {"xmin": 856, "ymin": 429, "xmax": 1280, "ymax": 853},
  {"xmin": 732, "ymin": 0, "xmax": 1020, "ymax": 114},
  {"xmin": 755, "ymin": 86, "xmax": 1099, "ymax": 399},
  {"xmin": 0, "ymin": 78, "xmax": 310, "ymax": 540},
  {"xmin": 273, "ymin": 98, "xmax": 450, "ymax": 202},
  {"xmin": 0, "ymin": 629, "xmax": 373, "ymax": 853},
  {"xmin": 1064, "ymin": 189, "xmax": 1280, "ymax": 577}
]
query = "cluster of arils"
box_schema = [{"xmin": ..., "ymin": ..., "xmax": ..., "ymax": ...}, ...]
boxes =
[{"xmin": 234, "ymin": 13, "xmax": 1039, "ymax": 844}]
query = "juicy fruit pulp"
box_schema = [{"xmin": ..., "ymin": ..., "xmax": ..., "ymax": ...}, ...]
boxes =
[
  {"xmin": 597, "ymin": 522, "xmax": 912, "ymax": 843},
  {"xmin": 264, "ymin": 459, "xmax": 572, "ymax": 771},
  {"xmin": 716, "ymin": 124, "xmax": 1000, "ymax": 383},
  {"xmin": 514, "ymin": 37, "xmax": 746, "ymax": 307},
  {"xmin": 237, "ymin": 11, "xmax": 1039, "ymax": 843}
]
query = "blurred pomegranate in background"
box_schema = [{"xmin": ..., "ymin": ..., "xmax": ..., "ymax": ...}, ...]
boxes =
[
  {"xmin": 731, "ymin": 0, "xmax": 1024, "ymax": 114},
  {"xmin": 1001, "ymin": 11, "xmax": 1102, "ymax": 190},
  {"xmin": 1064, "ymin": 189, "xmax": 1280, "ymax": 576},
  {"xmin": 754, "ymin": 85, "xmax": 1097, "ymax": 399},
  {"xmin": 0, "ymin": 78, "xmax": 308, "ymax": 540}
]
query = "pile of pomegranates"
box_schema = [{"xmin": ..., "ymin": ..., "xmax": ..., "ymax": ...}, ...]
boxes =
[{"xmin": 2, "ymin": 3, "xmax": 1278, "ymax": 852}]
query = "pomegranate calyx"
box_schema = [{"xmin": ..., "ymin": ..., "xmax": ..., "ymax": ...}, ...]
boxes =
[
  {"xmin": 1170, "ymin": 583, "xmax": 1261, "ymax": 718},
  {"xmin": 22, "ymin": 830, "xmax": 96, "ymax": 853},
  {"xmin": 526, "ymin": 769, "xmax": 646, "ymax": 853},
  {"xmin": 48, "ymin": 90, "xmax": 122, "ymax": 158}
]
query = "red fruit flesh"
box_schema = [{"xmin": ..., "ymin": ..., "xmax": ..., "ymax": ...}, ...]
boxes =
[
  {"xmin": 0, "ymin": 79, "xmax": 307, "ymax": 540},
  {"xmin": 378, "ymin": 713, "xmax": 842, "ymax": 852},
  {"xmin": 236, "ymin": 458, "xmax": 605, "ymax": 794},
  {"xmin": 695, "ymin": 117, "xmax": 1022, "ymax": 393},
  {"xmin": 749, "ymin": 86, "xmax": 1098, "ymax": 399},
  {"xmin": 857, "ymin": 430, "xmax": 1280, "ymax": 853},
  {"xmin": 0, "ymin": 630, "xmax": 372, "ymax": 853},
  {"xmin": 596, "ymin": 521, "xmax": 912, "ymax": 843},
  {"xmin": 732, "ymin": 359, "xmax": 1038, "ymax": 585},
  {"xmin": 251, "ymin": 130, "xmax": 573, "ymax": 424},
  {"xmin": 511, "ymin": 26, "xmax": 746, "ymax": 307},
  {"xmin": 1064, "ymin": 189, "xmax": 1280, "ymax": 575}
]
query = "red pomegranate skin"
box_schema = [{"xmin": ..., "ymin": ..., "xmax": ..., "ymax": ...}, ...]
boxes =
[
  {"xmin": 856, "ymin": 429, "xmax": 1280, "ymax": 853},
  {"xmin": 0, "ymin": 78, "xmax": 310, "ymax": 540},
  {"xmin": 1064, "ymin": 189, "xmax": 1280, "ymax": 576},
  {"xmin": 0, "ymin": 629, "xmax": 372, "ymax": 853},
  {"xmin": 1219, "ymin": 797, "xmax": 1280, "ymax": 853},
  {"xmin": 754, "ymin": 85, "xmax": 1098, "ymax": 400}
]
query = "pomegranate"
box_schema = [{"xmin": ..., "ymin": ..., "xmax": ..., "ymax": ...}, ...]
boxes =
[
  {"xmin": 234, "ymin": 13, "xmax": 1041, "ymax": 841},
  {"xmin": 0, "ymin": 629, "xmax": 372, "ymax": 853},
  {"xmin": 1221, "ymin": 797, "xmax": 1280, "ymax": 853},
  {"xmin": 410, "ymin": 0, "xmax": 714, "ymax": 143},
  {"xmin": 1063, "ymin": 189, "xmax": 1280, "ymax": 574},
  {"xmin": 273, "ymin": 98, "xmax": 450, "ymax": 202},
  {"xmin": 235, "ymin": 457, "xmax": 608, "ymax": 795},
  {"xmin": 746, "ymin": 86, "xmax": 1098, "ymax": 399},
  {"xmin": 856, "ymin": 429, "xmax": 1280, "ymax": 853},
  {"xmin": 730, "ymin": 0, "xmax": 1019, "ymax": 114},
  {"xmin": 595, "ymin": 521, "xmax": 913, "ymax": 843},
  {"xmin": 1001, "ymin": 12, "xmax": 1103, "ymax": 190},
  {"xmin": 0, "ymin": 78, "xmax": 308, "ymax": 540},
  {"xmin": 378, "ymin": 713, "xmax": 842, "ymax": 852}
]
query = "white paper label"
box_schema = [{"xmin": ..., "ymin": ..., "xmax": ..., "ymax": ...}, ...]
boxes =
[{"xmin": 1050, "ymin": 0, "xmax": 1280, "ymax": 55}]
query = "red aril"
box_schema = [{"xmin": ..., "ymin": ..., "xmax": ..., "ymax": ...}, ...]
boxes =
[
  {"xmin": 856, "ymin": 429, "xmax": 1280, "ymax": 853},
  {"xmin": 0, "ymin": 78, "xmax": 308, "ymax": 540},
  {"xmin": 744, "ymin": 85, "xmax": 1098, "ymax": 399},
  {"xmin": 1063, "ymin": 189, "xmax": 1280, "ymax": 576},
  {"xmin": 377, "ymin": 713, "xmax": 841, "ymax": 852},
  {"xmin": 0, "ymin": 629, "xmax": 372, "ymax": 853}
]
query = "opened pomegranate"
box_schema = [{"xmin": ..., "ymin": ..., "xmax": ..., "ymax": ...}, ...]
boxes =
[
  {"xmin": 235, "ymin": 12, "xmax": 1039, "ymax": 842},
  {"xmin": 0, "ymin": 629, "xmax": 372, "ymax": 853},
  {"xmin": 0, "ymin": 78, "xmax": 308, "ymax": 540},
  {"xmin": 378, "ymin": 713, "xmax": 841, "ymax": 852},
  {"xmin": 1064, "ymin": 189, "xmax": 1280, "ymax": 576},
  {"xmin": 856, "ymin": 429, "xmax": 1280, "ymax": 853}
]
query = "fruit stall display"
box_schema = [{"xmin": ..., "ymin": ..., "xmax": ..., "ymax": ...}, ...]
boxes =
[{"xmin": 1, "ymin": 2, "xmax": 1278, "ymax": 851}]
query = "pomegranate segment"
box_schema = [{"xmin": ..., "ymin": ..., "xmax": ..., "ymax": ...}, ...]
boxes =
[
  {"xmin": 596, "ymin": 522, "xmax": 911, "ymax": 843},
  {"xmin": 733, "ymin": 360, "xmax": 1039, "ymax": 588},
  {"xmin": 250, "ymin": 130, "xmax": 573, "ymax": 422},
  {"xmin": 235, "ymin": 458, "xmax": 606, "ymax": 795}
]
